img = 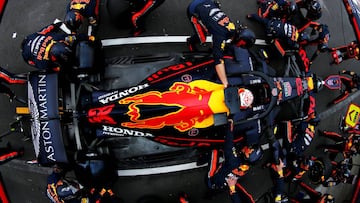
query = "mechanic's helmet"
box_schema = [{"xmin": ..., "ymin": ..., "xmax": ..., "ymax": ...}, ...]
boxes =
[
  {"xmin": 49, "ymin": 42, "xmax": 73, "ymax": 64},
  {"xmin": 288, "ymin": 2, "xmax": 298, "ymax": 15},
  {"xmin": 238, "ymin": 88, "xmax": 254, "ymax": 109},
  {"xmin": 56, "ymin": 180, "xmax": 80, "ymax": 201},
  {"xmin": 233, "ymin": 27, "xmax": 256, "ymax": 48},
  {"xmin": 52, "ymin": 163, "xmax": 64, "ymax": 174},
  {"xmin": 242, "ymin": 145, "xmax": 264, "ymax": 163},
  {"xmin": 73, "ymin": 150, "xmax": 117, "ymax": 188},
  {"xmin": 64, "ymin": 10, "xmax": 83, "ymax": 31},
  {"xmin": 322, "ymin": 194, "xmax": 335, "ymax": 203},
  {"xmin": 306, "ymin": 0, "xmax": 322, "ymax": 20},
  {"xmin": 298, "ymin": 31, "xmax": 309, "ymax": 42}
]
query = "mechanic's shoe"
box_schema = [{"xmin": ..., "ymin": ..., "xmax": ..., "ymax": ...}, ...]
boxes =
[
  {"xmin": 246, "ymin": 14, "xmax": 254, "ymax": 20},
  {"xmin": 186, "ymin": 37, "xmax": 198, "ymax": 52},
  {"xmin": 203, "ymin": 188, "xmax": 224, "ymax": 200},
  {"xmin": 275, "ymin": 194, "xmax": 289, "ymax": 203},
  {"xmin": 132, "ymin": 27, "xmax": 145, "ymax": 37},
  {"xmin": 317, "ymin": 129, "xmax": 325, "ymax": 136},
  {"xmin": 196, "ymin": 151, "xmax": 210, "ymax": 166},
  {"xmin": 178, "ymin": 192, "xmax": 189, "ymax": 203}
]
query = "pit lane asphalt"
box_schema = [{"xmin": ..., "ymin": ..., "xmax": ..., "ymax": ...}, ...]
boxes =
[{"xmin": 0, "ymin": 0, "xmax": 359, "ymax": 202}]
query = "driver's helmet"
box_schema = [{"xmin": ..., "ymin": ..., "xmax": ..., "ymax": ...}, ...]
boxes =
[
  {"xmin": 238, "ymin": 88, "xmax": 254, "ymax": 109},
  {"xmin": 233, "ymin": 27, "xmax": 256, "ymax": 48},
  {"xmin": 320, "ymin": 194, "xmax": 335, "ymax": 203},
  {"xmin": 49, "ymin": 42, "xmax": 73, "ymax": 65},
  {"xmin": 306, "ymin": 0, "xmax": 322, "ymax": 20},
  {"xmin": 64, "ymin": 10, "xmax": 83, "ymax": 31}
]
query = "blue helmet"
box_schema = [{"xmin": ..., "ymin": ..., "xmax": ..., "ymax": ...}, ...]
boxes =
[
  {"xmin": 49, "ymin": 42, "xmax": 73, "ymax": 65},
  {"xmin": 64, "ymin": 10, "xmax": 83, "ymax": 31},
  {"xmin": 234, "ymin": 27, "xmax": 256, "ymax": 48},
  {"xmin": 306, "ymin": 1, "xmax": 322, "ymax": 20}
]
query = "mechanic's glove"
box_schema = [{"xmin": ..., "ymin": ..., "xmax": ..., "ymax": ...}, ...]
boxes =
[
  {"xmin": 274, "ymin": 194, "xmax": 289, "ymax": 203},
  {"xmin": 318, "ymin": 42, "xmax": 329, "ymax": 52},
  {"xmin": 214, "ymin": 1, "xmax": 221, "ymax": 8},
  {"xmin": 88, "ymin": 17, "xmax": 97, "ymax": 26},
  {"xmin": 271, "ymin": 159, "xmax": 284, "ymax": 178},
  {"xmin": 65, "ymin": 35, "xmax": 77, "ymax": 46},
  {"xmin": 88, "ymin": 35, "xmax": 95, "ymax": 42}
]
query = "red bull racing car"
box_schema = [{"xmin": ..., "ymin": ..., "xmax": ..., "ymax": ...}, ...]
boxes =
[{"xmin": 21, "ymin": 38, "xmax": 324, "ymax": 171}]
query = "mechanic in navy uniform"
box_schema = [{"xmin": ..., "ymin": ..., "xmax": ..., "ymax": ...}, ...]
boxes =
[
  {"xmin": 21, "ymin": 23, "xmax": 77, "ymax": 71},
  {"xmin": 267, "ymin": 158, "xmax": 288, "ymax": 203},
  {"xmin": 256, "ymin": 0, "xmax": 295, "ymax": 19},
  {"xmin": 46, "ymin": 164, "xmax": 121, "ymax": 203},
  {"xmin": 187, "ymin": 0, "xmax": 237, "ymax": 88},
  {"xmin": 258, "ymin": 0, "xmax": 322, "ymax": 21},
  {"xmin": 64, "ymin": 0, "xmax": 100, "ymax": 35},
  {"xmin": 318, "ymin": 129, "xmax": 360, "ymax": 160},
  {"xmin": 247, "ymin": 14, "xmax": 305, "ymax": 50},
  {"xmin": 46, "ymin": 164, "xmax": 77, "ymax": 203},
  {"xmin": 206, "ymin": 118, "xmax": 256, "ymax": 203},
  {"xmin": 292, "ymin": 0, "xmax": 322, "ymax": 30}
]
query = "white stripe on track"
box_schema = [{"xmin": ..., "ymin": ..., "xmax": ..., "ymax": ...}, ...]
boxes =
[
  {"xmin": 117, "ymin": 162, "xmax": 206, "ymax": 176},
  {"xmin": 101, "ymin": 36, "xmax": 267, "ymax": 46}
]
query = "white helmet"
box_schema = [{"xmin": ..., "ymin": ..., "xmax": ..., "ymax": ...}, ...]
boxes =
[{"xmin": 238, "ymin": 88, "xmax": 254, "ymax": 109}]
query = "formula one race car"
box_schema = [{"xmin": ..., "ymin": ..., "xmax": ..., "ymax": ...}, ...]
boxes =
[{"xmin": 19, "ymin": 37, "xmax": 326, "ymax": 172}]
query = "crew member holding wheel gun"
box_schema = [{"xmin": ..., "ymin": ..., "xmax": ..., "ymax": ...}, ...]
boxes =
[{"xmin": 187, "ymin": 0, "xmax": 237, "ymax": 88}]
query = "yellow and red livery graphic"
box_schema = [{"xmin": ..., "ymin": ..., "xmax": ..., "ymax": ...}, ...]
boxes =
[{"xmin": 119, "ymin": 80, "xmax": 226, "ymax": 132}]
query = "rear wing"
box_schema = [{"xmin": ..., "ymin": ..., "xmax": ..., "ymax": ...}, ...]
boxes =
[{"xmin": 28, "ymin": 72, "xmax": 68, "ymax": 165}]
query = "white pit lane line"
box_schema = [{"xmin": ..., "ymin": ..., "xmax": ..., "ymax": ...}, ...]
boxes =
[{"xmin": 101, "ymin": 36, "xmax": 267, "ymax": 46}]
